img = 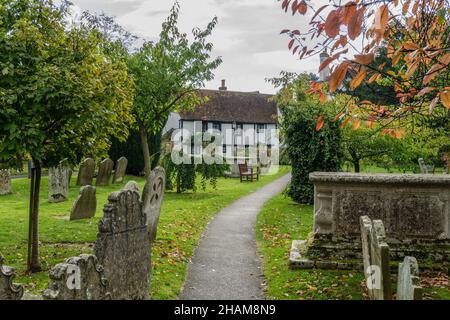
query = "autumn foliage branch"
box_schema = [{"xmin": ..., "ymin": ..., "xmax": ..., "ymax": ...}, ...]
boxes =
[{"xmin": 280, "ymin": 0, "xmax": 450, "ymax": 137}]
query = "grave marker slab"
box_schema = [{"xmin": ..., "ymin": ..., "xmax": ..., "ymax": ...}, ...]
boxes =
[
  {"xmin": 43, "ymin": 254, "xmax": 111, "ymax": 300},
  {"xmin": 112, "ymin": 157, "xmax": 128, "ymax": 184},
  {"xmin": 0, "ymin": 253, "xmax": 23, "ymax": 300},
  {"xmin": 70, "ymin": 186, "xmax": 97, "ymax": 221},
  {"xmin": 48, "ymin": 159, "xmax": 70, "ymax": 203},
  {"xmin": 94, "ymin": 186, "xmax": 151, "ymax": 299},
  {"xmin": 77, "ymin": 158, "xmax": 95, "ymax": 186},
  {"xmin": 142, "ymin": 167, "xmax": 166, "ymax": 243},
  {"xmin": 397, "ymin": 256, "xmax": 423, "ymax": 300},
  {"xmin": 360, "ymin": 216, "xmax": 392, "ymax": 300},
  {"xmin": 0, "ymin": 170, "xmax": 12, "ymax": 195},
  {"xmin": 96, "ymin": 159, "xmax": 113, "ymax": 186}
]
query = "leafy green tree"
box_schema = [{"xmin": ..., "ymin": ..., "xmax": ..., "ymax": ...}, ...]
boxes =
[
  {"xmin": 269, "ymin": 73, "xmax": 343, "ymax": 204},
  {"xmin": 341, "ymin": 125, "xmax": 401, "ymax": 173},
  {"xmin": 127, "ymin": 2, "xmax": 222, "ymax": 177},
  {"xmin": 0, "ymin": 0, "xmax": 134, "ymax": 272},
  {"xmin": 161, "ymin": 154, "xmax": 228, "ymax": 194}
]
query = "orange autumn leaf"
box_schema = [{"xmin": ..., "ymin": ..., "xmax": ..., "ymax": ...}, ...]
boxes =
[
  {"xmin": 402, "ymin": 0, "xmax": 411, "ymax": 14},
  {"xmin": 429, "ymin": 96, "xmax": 439, "ymax": 113},
  {"xmin": 348, "ymin": 7, "xmax": 365, "ymax": 40},
  {"xmin": 423, "ymin": 63, "xmax": 442, "ymax": 85},
  {"xmin": 333, "ymin": 112, "xmax": 344, "ymax": 122},
  {"xmin": 316, "ymin": 115, "xmax": 325, "ymax": 131},
  {"xmin": 329, "ymin": 62, "xmax": 349, "ymax": 93},
  {"xmin": 354, "ymin": 53, "xmax": 374, "ymax": 65},
  {"xmin": 439, "ymin": 53, "xmax": 450, "ymax": 66},
  {"xmin": 374, "ymin": 4, "xmax": 389, "ymax": 36},
  {"xmin": 341, "ymin": 117, "xmax": 351, "ymax": 128},
  {"xmin": 353, "ymin": 118, "xmax": 362, "ymax": 130},
  {"xmin": 324, "ymin": 10, "xmax": 341, "ymax": 38},
  {"xmin": 367, "ymin": 73, "xmax": 380, "ymax": 84},
  {"xmin": 288, "ymin": 39, "xmax": 295, "ymax": 50},
  {"xmin": 298, "ymin": 0, "xmax": 308, "ymax": 15},
  {"xmin": 440, "ymin": 92, "xmax": 450, "ymax": 110},
  {"xmin": 341, "ymin": 1, "xmax": 357, "ymax": 25},
  {"xmin": 319, "ymin": 56, "xmax": 336, "ymax": 73},
  {"xmin": 418, "ymin": 87, "xmax": 436, "ymax": 97},
  {"xmin": 392, "ymin": 128, "xmax": 406, "ymax": 139},
  {"xmin": 350, "ymin": 68, "xmax": 367, "ymax": 90}
]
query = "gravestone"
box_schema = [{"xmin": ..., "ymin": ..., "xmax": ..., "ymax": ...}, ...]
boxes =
[
  {"xmin": 360, "ymin": 216, "xmax": 392, "ymax": 300},
  {"xmin": 142, "ymin": 167, "xmax": 166, "ymax": 243},
  {"xmin": 0, "ymin": 253, "xmax": 24, "ymax": 300},
  {"xmin": 70, "ymin": 186, "xmax": 97, "ymax": 221},
  {"xmin": 94, "ymin": 186, "xmax": 151, "ymax": 300},
  {"xmin": 48, "ymin": 159, "xmax": 70, "ymax": 203},
  {"xmin": 0, "ymin": 170, "xmax": 12, "ymax": 195},
  {"xmin": 96, "ymin": 159, "xmax": 113, "ymax": 186},
  {"xmin": 112, "ymin": 157, "xmax": 128, "ymax": 184},
  {"xmin": 43, "ymin": 254, "xmax": 111, "ymax": 300},
  {"xmin": 397, "ymin": 256, "xmax": 423, "ymax": 300},
  {"xmin": 77, "ymin": 158, "xmax": 95, "ymax": 186},
  {"xmin": 124, "ymin": 181, "xmax": 139, "ymax": 192}
]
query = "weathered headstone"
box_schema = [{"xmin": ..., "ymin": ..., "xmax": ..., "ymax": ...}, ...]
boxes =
[
  {"xmin": 112, "ymin": 157, "xmax": 128, "ymax": 184},
  {"xmin": 70, "ymin": 186, "xmax": 97, "ymax": 221},
  {"xmin": 0, "ymin": 253, "xmax": 24, "ymax": 300},
  {"xmin": 124, "ymin": 181, "xmax": 139, "ymax": 192},
  {"xmin": 94, "ymin": 186, "xmax": 151, "ymax": 300},
  {"xmin": 360, "ymin": 216, "xmax": 392, "ymax": 300},
  {"xmin": 142, "ymin": 167, "xmax": 166, "ymax": 243},
  {"xmin": 96, "ymin": 158, "xmax": 113, "ymax": 186},
  {"xmin": 48, "ymin": 159, "xmax": 70, "ymax": 203},
  {"xmin": 0, "ymin": 170, "xmax": 12, "ymax": 195},
  {"xmin": 43, "ymin": 254, "xmax": 111, "ymax": 300},
  {"xmin": 397, "ymin": 256, "xmax": 423, "ymax": 300},
  {"xmin": 77, "ymin": 158, "xmax": 95, "ymax": 186}
]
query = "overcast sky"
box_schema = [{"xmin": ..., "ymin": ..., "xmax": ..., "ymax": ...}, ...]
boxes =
[{"xmin": 70, "ymin": 0, "xmax": 328, "ymax": 94}]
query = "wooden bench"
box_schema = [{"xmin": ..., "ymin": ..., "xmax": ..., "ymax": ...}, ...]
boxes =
[
  {"xmin": 418, "ymin": 158, "xmax": 435, "ymax": 174},
  {"xmin": 238, "ymin": 164, "xmax": 259, "ymax": 182}
]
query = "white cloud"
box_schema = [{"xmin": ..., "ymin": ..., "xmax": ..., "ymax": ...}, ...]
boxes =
[{"xmin": 70, "ymin": 0, "xmax": 327, "ymax": 94}]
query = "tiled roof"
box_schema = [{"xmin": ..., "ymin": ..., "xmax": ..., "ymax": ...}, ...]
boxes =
[{"xmin": 179, "ymin": 89, "xmax": 278, "ymax": 124}]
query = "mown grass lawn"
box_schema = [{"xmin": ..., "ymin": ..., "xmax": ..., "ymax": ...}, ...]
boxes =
[
  {"xmin": 256, "ymin": 194, "xmax": 449, "ymax": 300},
  {"xmin": 0, "ymin": 166, "xmax": 290, "ymax": 300}
]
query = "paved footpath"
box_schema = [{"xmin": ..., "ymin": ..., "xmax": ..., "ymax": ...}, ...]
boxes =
[{"xmin": 179, "ymin": 173, "xmax": 292, "ymax": 300}]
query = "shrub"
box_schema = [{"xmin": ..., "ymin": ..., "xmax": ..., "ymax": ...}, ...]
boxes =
[{"xmin": 270, "ymin": 73, "xmax": 343, "ymax": 204}]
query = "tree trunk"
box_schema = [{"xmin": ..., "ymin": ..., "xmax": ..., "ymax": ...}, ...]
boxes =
[
  {"xmin": 139, "ymin": 125, "xmax": 152, "ymax": 179},
  {"xmin": 176, "ymin": 173, "xmax": 181, "ymax": 194},
  {"xmin": 353, "ymin": 160, "xmax": 361, "ymax": 173},
  {"xmin": 27, "ymin": 161, "xmax": 42, "ymax": 273}
]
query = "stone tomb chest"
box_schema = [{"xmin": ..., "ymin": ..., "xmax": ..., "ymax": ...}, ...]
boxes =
[{"xmin": 291, "ymin": 173, "xmax": 450, "ymax": 267}]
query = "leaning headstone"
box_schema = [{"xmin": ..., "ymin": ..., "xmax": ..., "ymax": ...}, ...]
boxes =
[
  {"xmin": 43, "ymin": 254, "xmax": 111, "ymax": 300},
  {"xmin": 0, "ymin": 253, "xmax": 24, "ymax": 300},
  {"xmin": 70, "ymin": 186, "xmax": 97, "ymax": 221},
  {"xmin": 397, "ymin": 256, "xmax": 423, "ymax": 300},
  {"xmin": 142, "ymin": 167, "xmax": 166, "ymax": 243},
  {"xmin": 112, "ymin": 157, "xmax": 128, "ymax": 184},
  {"xmin": 48, "ymin": 159, "xmax": 70, "ymax": 203},
  {"xmin": 94, "ymin": 186, "xmax": 151, "ymax": 300},
  {"xmin": 0, "ymin": 170, "xmax": 12, "ymax": 195},
  {"xmin": 360, "ymin": 216, "xmax": 392, "ymax": 300},
  {"xmin": 77, "ymin": 158, "xmax": 95, "ymax": 186},
  {"xmin": 96, "ymin": 158, "xmax": 113, "ymax": 186}
]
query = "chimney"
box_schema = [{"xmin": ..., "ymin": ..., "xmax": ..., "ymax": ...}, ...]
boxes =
[{"xmin": 219, "ymin": 79, "xmax": 227, "ymax": 91}]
